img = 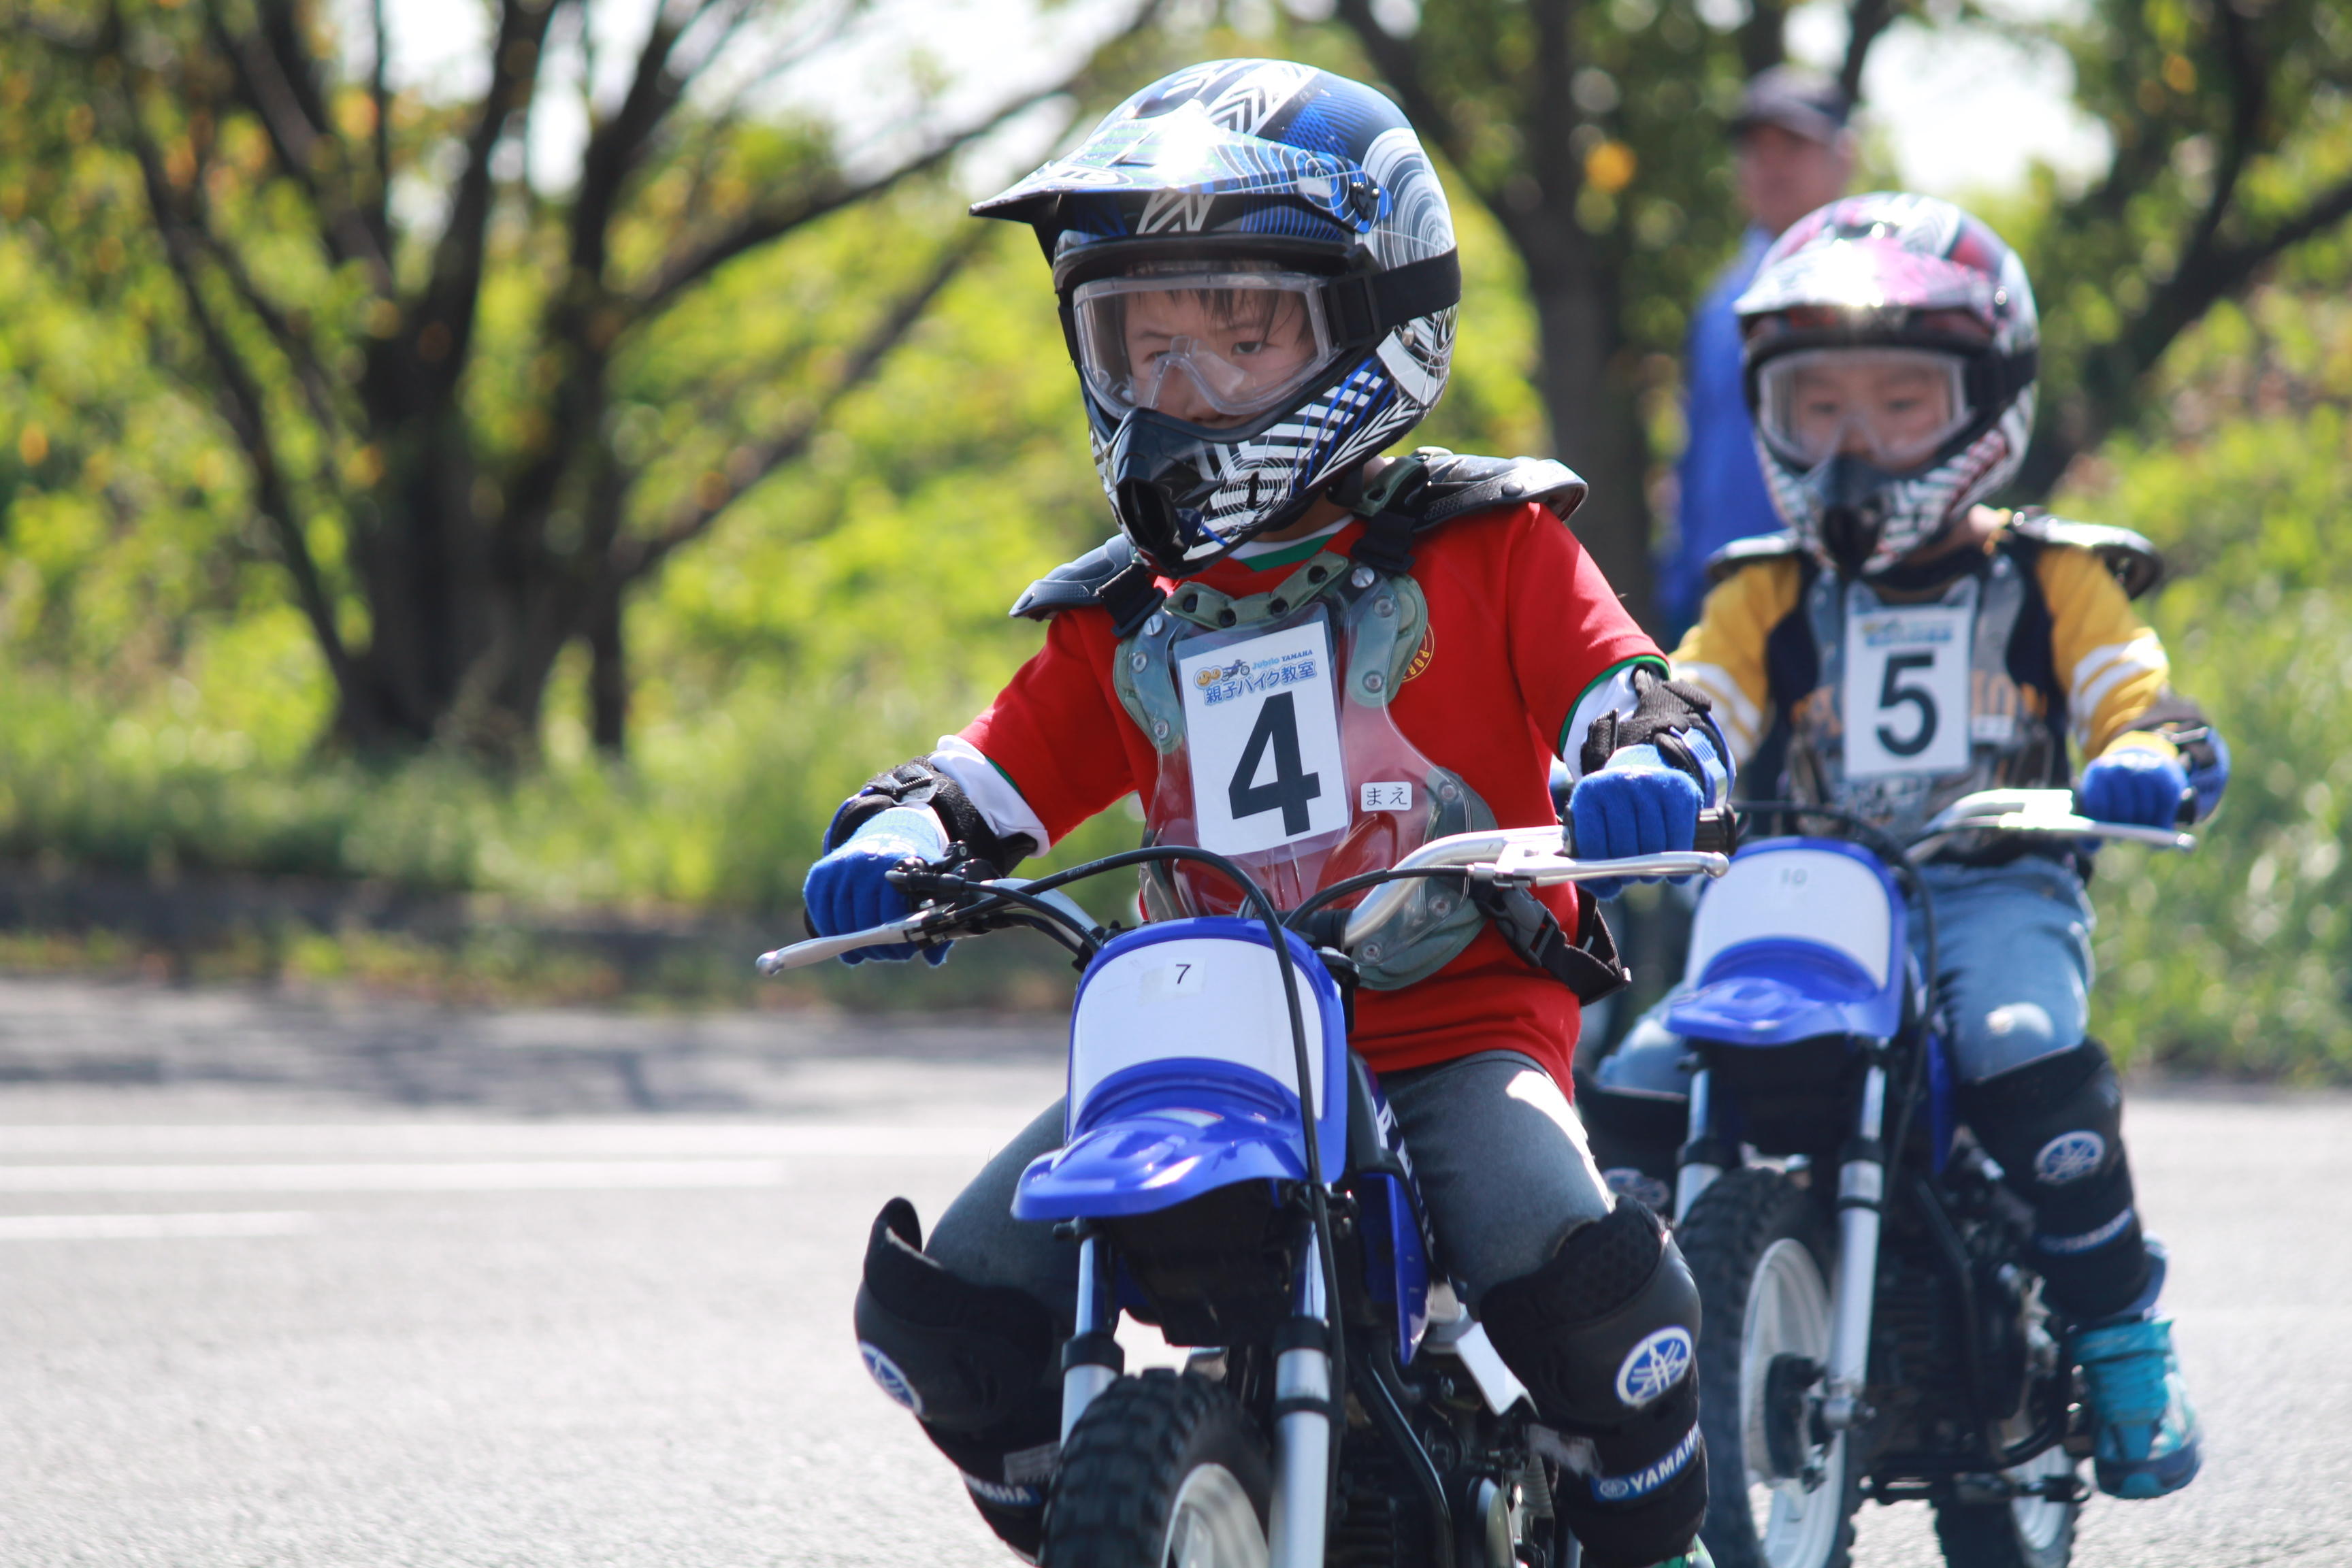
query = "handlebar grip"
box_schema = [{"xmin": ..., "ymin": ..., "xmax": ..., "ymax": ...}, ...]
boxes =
[{"xmin": 1692, "ymin": 805, "xmax": 1741, "ymax": 858}]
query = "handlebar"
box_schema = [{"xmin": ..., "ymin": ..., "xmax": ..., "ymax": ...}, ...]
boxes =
[
  {"xmin": 755, "ymin": 818, "xmax": 1737, "ymax": 975},
  {"xmin": 1904, "ymin": 788, "xmax": 2196, "ymax": 862}
]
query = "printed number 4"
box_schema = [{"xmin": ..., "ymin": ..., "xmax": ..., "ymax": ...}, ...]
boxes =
[
  {"xmin": 1876, "ymin": 651, "xmax": 1939, "ymax": 759},
  {"xmin": 1228, "ymin": 692, "xmax": 1324, "ymax": 834}
]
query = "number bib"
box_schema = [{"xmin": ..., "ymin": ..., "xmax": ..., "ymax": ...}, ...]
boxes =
[
  {"xmin": 1124, "ymin": 583, "xmax": 1497, "ymax": 986},
  {"xmin": 1177, "ymin": 621, "xmax": 1352, "ymax": 855},
  {"xmin": 1842, "ymin": 588, "xmax": 1974, "ymax": 780}
]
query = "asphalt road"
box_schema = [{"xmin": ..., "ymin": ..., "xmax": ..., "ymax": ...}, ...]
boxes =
[{"xmin": 1, "ymin": 976, "xmax": 2346, "ymax": 1567}]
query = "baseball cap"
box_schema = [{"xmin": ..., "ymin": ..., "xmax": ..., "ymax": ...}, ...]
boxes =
[{"xmin": 1731, "ymin": 65, "xmax": 1853, "ymax": 145}]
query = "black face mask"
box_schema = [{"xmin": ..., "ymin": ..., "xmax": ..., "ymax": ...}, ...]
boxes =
[
  {"xmin": 1104, "ymin": 407, "xmax": 1318, "ymax": 578},
  {"xmin": 1104, "ymin": 410, "xmax": 1230, "ymax": 577},
  {"xmin": 1804, "ymin": 455, "xmax": 1898, "ymax": 577}
]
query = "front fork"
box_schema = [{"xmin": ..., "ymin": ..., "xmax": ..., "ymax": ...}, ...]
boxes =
[
  {"xmin": 1060, "ymin": 1224, "xmax": 1335, "ymax": 1568},
  {"xmin": 1821, "ymin": 1058, "xmax": 1887, "ymax": 1431},
  {"xmin": 1060, "ymin": 1232, "xmax": 1123, "ymax": 1441},
  {"xmin": 1675, "ymin": 1057, "xmax": 1889, "ymax": 1434},
  {"xmin": 1267, "ymin": 1222, "xmax": 1333, "ymax": 1568}
]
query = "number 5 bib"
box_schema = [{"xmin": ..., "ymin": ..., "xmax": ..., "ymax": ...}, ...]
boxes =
[{"xmin": 1841, "ymin": 583, "xmax": 1976, "ymax": 779}]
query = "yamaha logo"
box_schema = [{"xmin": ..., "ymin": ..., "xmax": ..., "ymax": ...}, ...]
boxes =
[
  {"xmin": 1590, "ymin": 1424, "xmax": 1700, "ymax": 1502},
  {"xmin": 2034, "ymin": 1130, "xmax": 2107, "ymax": 1186},
  {"xmin": 1616, "ymin": 1326, "xmax": 1695, "ymax": 1408},
  {"xmin": 859, "ymin": 1342, "xmax": 924, "ymax": 1416}
]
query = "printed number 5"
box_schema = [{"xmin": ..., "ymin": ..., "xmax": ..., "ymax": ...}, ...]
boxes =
[
  {"xmin": 1228, "ymin": 691, "xmax": 1324, "ymax": 834},
  {"xmin": 1876, "ymin": 651, "xmax": 1939, "ymax": 758}
]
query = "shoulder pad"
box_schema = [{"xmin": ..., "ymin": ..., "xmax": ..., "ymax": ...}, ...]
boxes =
[
  {"xmin": 1703, "ymin": 530, "xmax": 1806, "ymax": 585},
  {"xmin": 1009, "ymin": 535, "xmax": 1139, "ymax": 621},
  {"xmin": 2005, "ymin": 512, "xmax": 2166, "ymax": 600},
  {"xmin": 1393, "ymin": 449, "xmax": 1588, "ymax": 529}
]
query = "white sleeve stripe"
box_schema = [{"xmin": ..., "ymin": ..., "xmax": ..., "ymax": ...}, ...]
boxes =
[
  {"xmin": 2068, "ymin": 635, "xmax": 2164, "ymax": 703},
  {"xmin": 930, "ymin": 735, "xmax": 1054, "ymax": 857},
  {"xmin": 2074, "ymin": 650, "xmax": 2168, "ymax": 734},
  {"xmin": 1559, "ymin": 668, "xmax": 1643, "ymax": 783},
  {"xmin": 1671, "ymin": 662, "xmax": 1761, "ymax": 761}
]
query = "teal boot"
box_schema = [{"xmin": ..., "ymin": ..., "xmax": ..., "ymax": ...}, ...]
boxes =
[{"xmin": 2074, "ymin": 1316, "xmax": 2202, "ymax": 1499}]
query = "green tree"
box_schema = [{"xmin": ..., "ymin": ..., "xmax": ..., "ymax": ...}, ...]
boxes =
[
  {"xmin": 3, "ymin": 0, "xmax": 1154, "ymax": 758},
  {"xmin": 1326, "ymin": 0, "xmax": 1895, "ymax": 620},
  {"xmin": 1318, "ymin": 0, "xmax": 2352, "ymax": 617},
  {"xmin": 2012, "ymin": 0, "xmax": 2352, "ymax": 497}
]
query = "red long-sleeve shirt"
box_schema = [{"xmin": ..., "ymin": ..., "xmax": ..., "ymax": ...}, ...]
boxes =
[{"xmin": 962, "ymin": 502, "xmax": 1657, "ymax": 1088}]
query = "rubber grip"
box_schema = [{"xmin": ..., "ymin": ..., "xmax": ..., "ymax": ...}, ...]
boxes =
[{"xmin": 1691, "ymin": 805, "xmax": 1741, "ymax": 857}]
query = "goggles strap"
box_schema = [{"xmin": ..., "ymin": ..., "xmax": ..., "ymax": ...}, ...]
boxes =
[{"xmin": 1322, "ymin": 249, "xmax": 1461, "ymax": 343}]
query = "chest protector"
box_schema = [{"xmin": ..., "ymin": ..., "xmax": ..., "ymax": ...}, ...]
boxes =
[
  {"xmin": 1013, "ymin": 451, "xmax": 1592, "ymax": 991},
  {"xmin": 1738, "ymin": 514, "xmax": 2163, "ymax": 845}
]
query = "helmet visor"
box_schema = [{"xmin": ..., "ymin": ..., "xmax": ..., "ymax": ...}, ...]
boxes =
[
  {"xmin": 1755, "ymin": 347, "xmax": 1974, "ymax": 472},
  {"xmin": 1073, "ymin": 265, "xmax": 1336, "ymax": 426}
]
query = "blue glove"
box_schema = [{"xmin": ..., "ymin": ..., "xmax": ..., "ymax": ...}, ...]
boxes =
[
  {"xmin": 801, "ymin": 806, "xmax": 951, "ymax": 966},
  {"xmin": 1569, "ymin": 745, "xmax": 1703, "ymax": 899},
  {"xmin": 2077, "ymin": 747, "xmax": 2189, "ymax": 828}
]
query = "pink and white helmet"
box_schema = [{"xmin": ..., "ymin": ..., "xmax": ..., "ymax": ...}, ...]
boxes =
[{"xmin": 1735, "ymin": 193, "xmax": 2040, "ymax": 577}]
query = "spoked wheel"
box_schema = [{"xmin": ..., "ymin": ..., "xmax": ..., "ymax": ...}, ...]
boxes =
[
  {"xmin": 1931, "ymin": 1441, "xmax": 2080, "ymax": 1568},
  {"xmin": 1680, "ymin": 1167, "xmax": 1859, "ymax": 1568},
  {"xmin": 1043, "ymin": 1369, "xmax": 1272, "ymax": 1568}
]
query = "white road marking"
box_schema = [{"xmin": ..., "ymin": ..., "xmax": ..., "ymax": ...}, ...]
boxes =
[
  {"xmin": 0, "ymin": 1210, "xmax": 316, "ymax": 1241},
  {"xmin": 0, "ymin": 1160, "xmax": 794, "ymax": 1193},
  {"xmin": 0, "ymin": 1123, "xmax": 1021, "ymax": 1158}
]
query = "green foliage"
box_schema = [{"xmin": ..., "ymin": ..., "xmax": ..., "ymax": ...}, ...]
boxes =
[
  {"xmin": 0, "ymin": 186, "xmax": 1550, "ymax": 932},
  {"xmin": 2008, "ymin": 0, "xmax": 2352, "ymax": 492},
  {"xmin": 2055, "ymin": 284, "xmax": 2352, "ymax": 1078}
]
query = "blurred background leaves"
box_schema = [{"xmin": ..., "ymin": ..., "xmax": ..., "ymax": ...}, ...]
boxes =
[{"xmin": 0, "ymin": 0, "xmax": 2343, "ymax": 1071}]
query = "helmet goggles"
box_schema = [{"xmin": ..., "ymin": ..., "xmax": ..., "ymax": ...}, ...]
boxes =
[
  {"xmin": 1754, "ymin": 346, "xmax": 1975, "ymax": 473},
  {"xmin": 1072, "ymin": 264, "xmax": 1339, "ymax": 425}
]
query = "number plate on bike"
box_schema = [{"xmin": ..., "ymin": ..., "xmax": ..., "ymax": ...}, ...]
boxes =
[
  {"xmin": 1178, "ymin": 620, "xmax": 1350, "ymax": 855},
  {"xmin": 1842, "ymin": 597, "xmax": 1972, "ymax": 779}
]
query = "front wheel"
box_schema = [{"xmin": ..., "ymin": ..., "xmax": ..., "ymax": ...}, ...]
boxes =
[
  {"xmin": 1042, "ymin": 1369, "xmax": 1272, "ymax": 1568},
  {"xmin": 1931, "ymin": 1441, "xmax": 2080, "ymax": 1568},
  {"xmin": 1680, "ymin": 1166, "xmax": 1859, "ymax": 1568}
]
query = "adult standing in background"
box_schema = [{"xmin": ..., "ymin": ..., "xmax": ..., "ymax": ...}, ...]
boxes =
[{"xmin": 1659, "ymin": 67, "xmax": 1857, "ymax": 639}]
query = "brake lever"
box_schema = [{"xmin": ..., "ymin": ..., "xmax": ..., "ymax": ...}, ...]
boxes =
[{"xmin": 884, "ymin": 843, "xmax": 999, "ymax": 900}]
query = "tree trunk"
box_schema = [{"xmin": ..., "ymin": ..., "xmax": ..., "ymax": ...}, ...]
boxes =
[
  {"xmin": 1741, "ymin": 0, "xmax": 1789, "ymax": 78},
  {"xmin": 1526, "ymin": 252, "xmax": 1655, "ymax": 628},
  {"xmin": 587, "ymin": 589, "xmax": 627, "ymax": 755}
]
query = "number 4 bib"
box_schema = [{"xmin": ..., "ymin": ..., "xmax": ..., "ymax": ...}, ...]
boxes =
[
  {"xmin": 1177, "ymin": 621, "xmax": 1352, "ymax": 856},
  {"xmin": 1842, "ymin": 584, "xmax": 1975, "ymax": 780}
]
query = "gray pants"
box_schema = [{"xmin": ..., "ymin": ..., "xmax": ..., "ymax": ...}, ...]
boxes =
[{"xmin": 927, "ymin": 1049, "xmax": 1615, "ymax": 1321}]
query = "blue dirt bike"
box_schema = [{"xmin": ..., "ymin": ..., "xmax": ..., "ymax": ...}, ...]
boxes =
[
  {"xmin": 1646, "ymin": 789, "xmax": 2193, "ymax": 1568},
  {"xmin": 761, "ymin": 823, "xmax": 1730, "ymax": 1568}
]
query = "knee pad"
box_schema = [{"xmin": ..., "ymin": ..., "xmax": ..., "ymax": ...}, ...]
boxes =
[
  {"xmin": 852, "ymin": 1198, "xmax": 1063, "ymax": 1559},
  {"xmin": 1573, "ymin": 1071, "xmax": 1684, "ymax": 1212},
  {"xmin": 1479, "ymin": 1201, "xmax": 1707, "ymax": 1568},
  {"xmin": 1958, "ymin": 1040, "xmax": 2150, "ymax": 1320}
]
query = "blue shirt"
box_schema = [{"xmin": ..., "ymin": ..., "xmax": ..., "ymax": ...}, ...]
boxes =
[{"xmin": 1662, "ymin": 229, "xmax": 1782, "ymax": 638}]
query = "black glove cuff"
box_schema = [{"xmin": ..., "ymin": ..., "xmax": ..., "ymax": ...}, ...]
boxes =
[{"xmin": 824, "ymin": 757, "xmax": 1036, "ymax": 875}]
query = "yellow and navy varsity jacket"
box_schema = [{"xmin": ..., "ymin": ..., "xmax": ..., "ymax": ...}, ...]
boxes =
[{"xmin": 1671, "ymin": 511, "xmax": 2225, "ymax": 844}]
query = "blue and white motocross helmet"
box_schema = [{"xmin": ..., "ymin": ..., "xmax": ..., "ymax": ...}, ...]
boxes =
[{"xmin": 974, "ymin": 60, "xmax": 1460, "ymax": 577}]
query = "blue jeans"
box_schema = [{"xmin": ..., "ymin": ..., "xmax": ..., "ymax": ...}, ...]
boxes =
[{"xmin": 1597, "ymin": 853, "xmax": 2097, "ymax": 1096}]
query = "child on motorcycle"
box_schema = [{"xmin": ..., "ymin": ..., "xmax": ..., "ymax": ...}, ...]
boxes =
[
  {"xmin": 802, "ymin": 59, "xmax": 1727, "ymax": 1568},
  {"xmin": 1582, "ymin": 193, "xmax": 2220, "ymax": 1501}
]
